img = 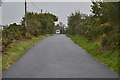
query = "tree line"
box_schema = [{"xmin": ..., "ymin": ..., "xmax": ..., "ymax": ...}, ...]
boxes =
[
  {"xmin": 2, "ymin": 12, "xmax": 58, "ymax": 53},
  {"xmin": 67, "ymin": 2, "xmax": 120, "ymax": 53}
]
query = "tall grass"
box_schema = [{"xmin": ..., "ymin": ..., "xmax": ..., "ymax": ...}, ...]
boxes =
[
  {"xmin": 2, "ymin": 34, "xmax": 50, "ymax": 71},
  {"xmin": 67, "ymin": 34, "xmax": 118, "ymax": 73}
]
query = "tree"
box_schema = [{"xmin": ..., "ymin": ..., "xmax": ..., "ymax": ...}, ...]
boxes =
[
  {"xmin": 2, "ymin": 12, "xmax": 58, "ymax": 53},
  {"xmin": 0, "ymin": 0, "xmax": 3, "ymax": 7},
  {"xmin": 55, "ymin": 22, "xmax": 65, "ymax": 34},
  {"xmin": 91, "ymin": 2, "xmax": 102, "ymax": 17}
]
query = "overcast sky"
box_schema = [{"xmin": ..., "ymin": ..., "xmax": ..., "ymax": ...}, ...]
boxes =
[
  {"xmin": 1, "ymin": 2, "xmax": 92, "ymax": 26},
  {"xmin": 0, "ymin": 6, "xmax": 2, "ymax": 25}
]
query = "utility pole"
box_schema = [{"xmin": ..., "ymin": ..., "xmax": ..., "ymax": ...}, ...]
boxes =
[
  {"xmin": 41, "ymin": 9, "xmax": 43, "ymax": 13},
  {"xmin": 25, "ymin": 0, "xmax": 27, "ymax": 27}
]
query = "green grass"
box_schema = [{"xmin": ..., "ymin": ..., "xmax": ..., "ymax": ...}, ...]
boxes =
[
  {"xmin": 2, "ymin": 34, "xmax": 50, "ymax": 71},
  {"xmin": 66, "ymin": 34, "xmax": 119, "ymax": 73}
]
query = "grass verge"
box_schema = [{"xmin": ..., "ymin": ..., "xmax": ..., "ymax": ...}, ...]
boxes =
[
  {"xmin": 66, "ymin": 34, "xmax": 118, "ymax": 73},
  {"xmin": 2, "ymin": 34, "xmax": 50, "ymax": 71}
]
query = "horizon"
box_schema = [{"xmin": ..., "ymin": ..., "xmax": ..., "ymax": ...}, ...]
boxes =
[{"xmin": 1, "ymin": 2, "xmax": 92, "ymax": 26}]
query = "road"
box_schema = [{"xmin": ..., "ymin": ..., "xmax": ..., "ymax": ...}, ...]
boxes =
[{"xmin": 3, "ymin": 34, "xmax": 118, "ymax": 78}]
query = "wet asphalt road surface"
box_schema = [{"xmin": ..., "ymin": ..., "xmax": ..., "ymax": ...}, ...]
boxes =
[{"xmin": 3, "ymin": 34, "xmax": 118, "ymax": 78}]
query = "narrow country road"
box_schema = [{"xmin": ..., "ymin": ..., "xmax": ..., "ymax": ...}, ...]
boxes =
[{"xmin": 3, "ymin": 34, "xmax": 118, "ymax": 78}]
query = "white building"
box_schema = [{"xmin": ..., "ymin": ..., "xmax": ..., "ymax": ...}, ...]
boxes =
[{"xmin": 55, "ymin": 30, "xmax": 60, "ymax": 34}]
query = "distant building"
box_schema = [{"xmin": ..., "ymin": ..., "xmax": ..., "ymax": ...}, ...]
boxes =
[{"xmin": 55, "ymin": 30, "xmax": 60, "ymax": 34}]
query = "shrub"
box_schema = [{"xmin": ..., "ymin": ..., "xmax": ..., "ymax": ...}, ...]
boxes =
[
  {"xmin": 2, "ymin": 12, "xmax": 58, "ymax": 53},
  {"xmin": 101, "ymin": 34, "xmax": 108, "ymax": 47}
]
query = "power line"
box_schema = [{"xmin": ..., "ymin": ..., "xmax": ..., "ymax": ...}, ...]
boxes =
[{"xmin": 29, "ymin": 1, "xmax": 41, "ymax": 11}]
